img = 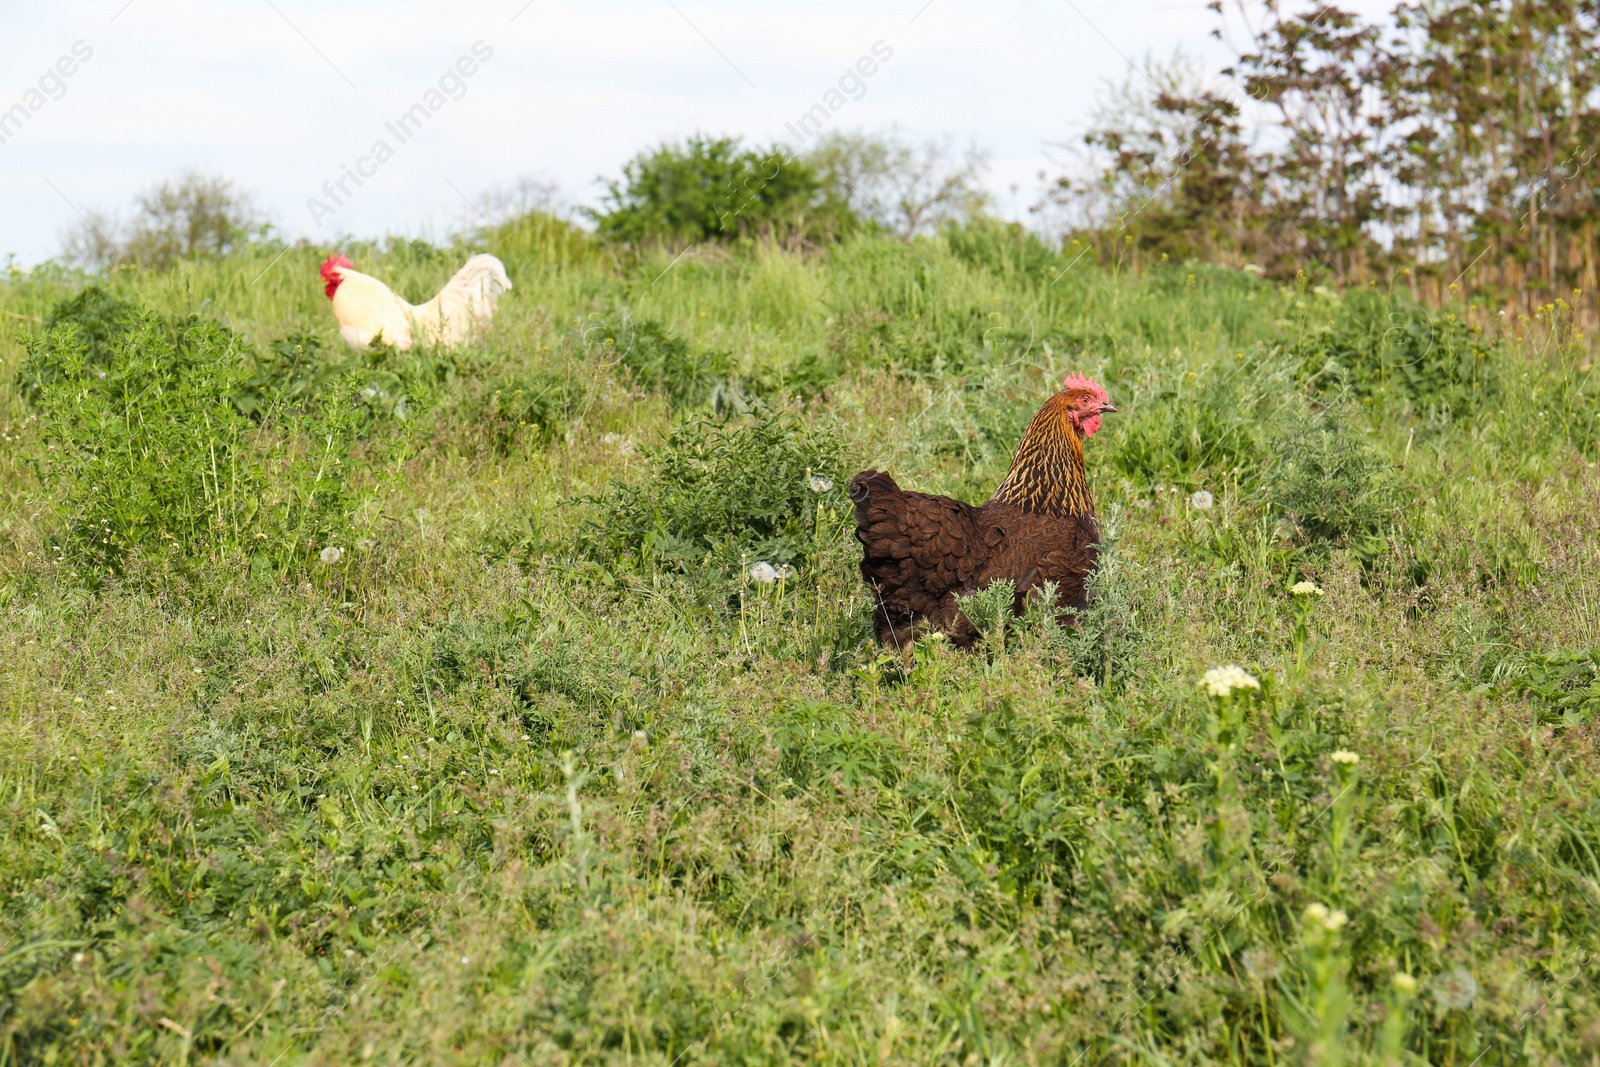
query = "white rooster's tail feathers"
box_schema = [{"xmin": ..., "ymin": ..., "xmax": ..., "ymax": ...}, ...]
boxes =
[{"xmin": 408, "ymin": 253, "xmax": 513, "ymax": 348}]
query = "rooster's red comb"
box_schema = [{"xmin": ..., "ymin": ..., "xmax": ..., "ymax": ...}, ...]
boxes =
[
  {"xmin": 320, "ymin": 253, "xmax": 353, "ymax": 281},
  {"xmin": 1061, "ymin": 373, "xmax": 1108, "ymax": 401}
]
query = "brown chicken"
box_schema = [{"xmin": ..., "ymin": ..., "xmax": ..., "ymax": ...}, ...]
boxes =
[{"xmin": 849, "ymin": 374, "xmax": 1115, "ymax": 647}]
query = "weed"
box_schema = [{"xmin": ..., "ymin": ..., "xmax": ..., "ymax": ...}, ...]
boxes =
[{"xmin": 584, "ymin": 405, "xmax": 846, "ymax": 573}]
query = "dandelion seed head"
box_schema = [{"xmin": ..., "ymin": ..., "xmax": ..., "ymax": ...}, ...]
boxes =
[
  {"xmin": 319, "ymin": 546, "xmax": 344, "ymax": 566},
  {"xmin": 1190, "ymin": 490, "xmax": 1214, "ymax": 510},
  {"xmin": 808, "ymin": 474, "xmax": 834, "ymax": 494},
  {"xmin": 1433, "ymin": 966, "xmax": 1477, "ymax": 1010},
  {"xmin": 748, "ymin": 561, "xmax": 779, "ymax": 584}
]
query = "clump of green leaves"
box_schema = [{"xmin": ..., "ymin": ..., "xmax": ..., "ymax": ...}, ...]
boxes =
[
  {"xmin": 1266, "ymin": 396, "xmax": 1399, "ymax": 553},
  {"xmin": 1499, "ymin": 648, "xmax": 1600, "ymax": 727},
  {"xmin": 14, "ymin": 287, "xmax": 138, "ymax": 404},
  {"xmin": 955, "ymin": 578, "xmax": 1017, "ymax": 649},
  {"xmin": 584, "ymin": 406, "xmax": 846, "ymax": 572},
  {"xmin": 596, "ymin": 316, "xmax": 731, "ymax": 409},
  {"xmin": 1103, "ymin": 353, "xmax": 1288, "ymax": 490},
  {"xmin": 236, "ymin": 327, "xmax": 344, "ymax": 418},
  {"xmin": 1294, "ymin": 289, "xmax": 1497, "ymax": 418},
  {"xmin": 469, "ymin": 371, "xmax": 586, "ymax": 454},
  {"xmin": 23, "ymin": 309, "xmax": 367, "ymax": 582}
]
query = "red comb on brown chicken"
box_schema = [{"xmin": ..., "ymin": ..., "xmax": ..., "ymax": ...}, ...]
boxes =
[{"xmin": 849, "ymin": 374, "xmax": 1116, "ymax": 647}]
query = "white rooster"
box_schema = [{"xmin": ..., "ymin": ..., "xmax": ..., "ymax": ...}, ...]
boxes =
[{"xmin": 320, "ymin": 252, "xmax": 512, "ymax": 351}]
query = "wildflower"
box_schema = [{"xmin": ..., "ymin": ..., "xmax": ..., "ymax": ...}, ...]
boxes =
[
  {"xmin": 1200, "ymin": 665, "xmax": 1260, "ymax": 698},
  {"xmin": 808, "ymin": 473, "xmax": 834, "ymax": 494},
  {"xmin": 774, "ymin": 564, "xmax": 794, "ymax": 581},
  {"xmin": 1330, "ymin": 749, "xmax": 1360, "ymax": 766},
  {"xmin": 1291, "ymin": 580, "xmax": 1323, "ymax": 598},
  {"xmin": 319, "ymin": 546, "xmax": 344, "ymax": 566},
  {"xmin": 1392, "ymin": 972, "xmax": 1418, "ymax": 995},
  {"xmin": 1190, "ymin": 490, "xmax": 1214, "ymax": 510},
  {"xmin": 1303, "ymin": 903, "xmax": 1347, "ymax": 932},
  {"xmin": 1432, "ymin": 966, "xmax": 1477, "ymax": 1010},
  {"xmin": 749, "ymin": 561, "xmax": 779, "ymax": 584},
  {"xmin": 356, "ymin": 538, "xmax": 376, "ymax": 551}
]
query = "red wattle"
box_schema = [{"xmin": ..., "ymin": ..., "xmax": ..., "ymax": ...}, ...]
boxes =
[{"xmin": 320, "ymin": 253, "xmax": 353, "ymax": 300}]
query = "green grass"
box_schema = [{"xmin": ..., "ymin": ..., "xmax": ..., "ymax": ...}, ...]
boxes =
[{"xmin": 3, "ymin": 223, "xmax": 1600, "ymax": 1064}]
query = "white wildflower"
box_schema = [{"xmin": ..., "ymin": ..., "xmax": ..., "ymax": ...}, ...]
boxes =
[
  {"xmin": 319, "ymin": 546, "xmax": 344, "ymax": 566},
  {"xmin": 1303, "ymin": 903, "xmax": 1347, "ymax": 932},
  {"xmin": 1291, "ymin": 580, "xmax": 1324, "ymax": 597},
  {"xmin": 808, "ymin": 473, "xmax": 833, "ymax": 494},
  {"xmin": 1200, "ymin": 665, "xmax": 1259, "ymax": 698},
  {"xmin": 774, "ymin": 564, "xmax": 794, "ymax": 581},
  {"xmin": 748, "ymin": 561, "xmax": 779, "ymax": 584},
  {"xmin": 1329, "ymin": 749, "xmax": 1360, "ymax": 766},
  {"xmin": 1190, "ymin": 490, "xmax": 1214, "ymax": 510}
]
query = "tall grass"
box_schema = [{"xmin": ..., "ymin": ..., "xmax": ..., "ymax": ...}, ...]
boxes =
[{"xmin": 2, "ymin": 222, "xmax": 1599, "ymax": 1064}]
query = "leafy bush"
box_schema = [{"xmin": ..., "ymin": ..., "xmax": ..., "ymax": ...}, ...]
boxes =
[
  {"xmin": 1266, "ymin": 396, "xmax": 1400, "ymax": 552},
  {"xmin": 595, "ymin": 315, "xmax": 731, "ymax": 408},
  {"xmin": 14, "ymin": 287, "xmax": 138, "ymax": 404},
  {"xmin": 584, "ymin": 406, "xmax": 846, "ymax": 572},
  {"xmin": 235, "ymin": 327, "xmax": 344, "ymax": 418},
  {"xmin": 1499, "ymin": 648, "xmax": 1600, "ymax": 726},
  {"xmin": 1293, "ymin": 289, "xmax": 1497, "ymax": 417},
  {"xmin": 23, "ymin": 309, "xmax": 365, "ymax": 581},
  {"xmin": 1103, "ymin": 353, "xmax": 1289, "ymax": 490},
  {"xmin": 592, "ymin": 135, "xmax": 854, "ymax": 246},
  {"xmin": 469, "ymin": 371, "xmax": 585, "ymax": 454}
]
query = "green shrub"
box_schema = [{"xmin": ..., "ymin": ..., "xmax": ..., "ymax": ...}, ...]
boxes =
[
  {"xmin": 592, "ymin": 135, "xmax": 854, "ymax": 246},
  {"xmin": 596, "ymin": 315, "xmax": 731, "ymax": 408},
  {"xmin": 23, "ymin": 309, "xmax": 366, "ymax": 581},
  {"xmin": 1103, "ymin": 353, "xmax": 1289, "ymax": 490},
  {"xmin": 1266, "ymin": 396, "xmax": 1400, "ymax": 552},
  {"xmin": 1294, "ymin": 289, "xmax": 1497, "ymax": 418},
  {"xmin": 14, "ymin": 287, "xmax": 138, "ymax": 404},
  {"xmin": 584, "ymin": 406, "xmax": 846, "ymax": 572},
  {"xmin": 469, "ymin": 371, "xmax": 585, "ymax": 454},
  {"xmin": 1498, "ymin": 648, "xmax": 1600, "ymax": 726},
  {"xmin": 235, "ymin": 327, "xmax": 344, "ymax": 418}
]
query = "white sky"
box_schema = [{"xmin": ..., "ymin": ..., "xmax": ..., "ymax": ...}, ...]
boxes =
[{"xmin": 0, "ymin": 0, "xmax": 1396, "ymax": 266}]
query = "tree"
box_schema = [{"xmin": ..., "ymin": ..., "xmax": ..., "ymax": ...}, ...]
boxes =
[
  {"xmin": 61, "ymin": 171, "xmax": 261, "ymax": 272},
  {"xmin": 591, "ymin": 135, "xmax": 853, "ymax": 247},
  {"xmin": 1043, "ymin": 54, "xmax": 1259, "ymax": 268},
  {"xmin": 805, "ymin": 130, "xmax": 991, "ymax": 237}
]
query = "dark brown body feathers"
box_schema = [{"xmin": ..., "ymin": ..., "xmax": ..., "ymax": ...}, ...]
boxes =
[{"xmin": 849, "ymin": 387, "xmax": 1107, "ymax": 648}]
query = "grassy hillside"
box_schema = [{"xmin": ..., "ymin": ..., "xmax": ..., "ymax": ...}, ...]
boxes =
[{"xmin": 3, "ymin": 221, "xmax": 1600, "ymax": 1065}]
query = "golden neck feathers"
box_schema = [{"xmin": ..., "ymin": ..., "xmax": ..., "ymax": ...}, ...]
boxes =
[{"xmin": 988, "ymin": 396, "xmax": 1094, "ymax": 517}]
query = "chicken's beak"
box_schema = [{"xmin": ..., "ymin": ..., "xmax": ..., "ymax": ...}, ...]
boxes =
[{"xmin": 1099, "ymin": 402, "xmax": 1118, "ymax": 414}]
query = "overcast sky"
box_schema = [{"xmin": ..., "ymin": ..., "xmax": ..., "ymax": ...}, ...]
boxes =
[{"xmin": 0, "ymin": 0, "xmax": 1396, "ymax": 267}]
